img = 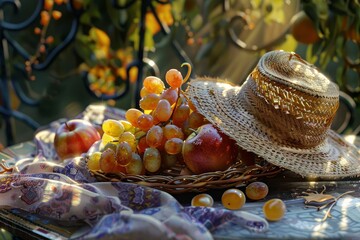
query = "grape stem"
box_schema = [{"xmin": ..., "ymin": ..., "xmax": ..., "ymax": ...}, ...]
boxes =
[
  {"xmin": 168, "ymin": 62, "xmax": 192, "ymax": 124},
  {"xmin": 0, "ymin": 162, "xmax": 13, "ymax": 174},
  {"xmin": 181, "ymin": 62, "xmax": 192, "ymax": 84}
]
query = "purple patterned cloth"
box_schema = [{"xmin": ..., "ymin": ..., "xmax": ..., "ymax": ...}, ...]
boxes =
[{"xmin": 0, "ymin": 105, "xmax": 269, "ymax": 239}]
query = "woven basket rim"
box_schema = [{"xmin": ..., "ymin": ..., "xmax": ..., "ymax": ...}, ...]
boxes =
[{"xmin": 90, "ymin": 160, "xmax": 283, "ymax": 194}]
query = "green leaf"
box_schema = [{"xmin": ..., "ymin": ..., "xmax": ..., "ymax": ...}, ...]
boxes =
[
  {"xmin": 171, "ymin": 0, "xmax": 185, "ymax": 22},
  {"xmin": 144, "ymin": 29, "xmax": 155, "ymax": 51},
  {"xmin": 306, "ymin": 45, "xmax": 318, "ymax": 64}
]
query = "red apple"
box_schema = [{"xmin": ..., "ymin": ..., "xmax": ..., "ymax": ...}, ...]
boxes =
[
  {"xmin": 182, "ymin": 123, "xmax": 239, "ymax": 174},
  {"xmin": 54, "ymin": 119, "xmax": 101, "ymax": 160}
]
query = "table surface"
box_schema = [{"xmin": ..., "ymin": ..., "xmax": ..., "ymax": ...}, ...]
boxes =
[{"xmin": 1, "ymin": 140, "xmax": 360, "ymax": 240}]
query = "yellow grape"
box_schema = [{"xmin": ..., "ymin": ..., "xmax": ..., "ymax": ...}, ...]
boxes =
[
  {"xmin": 163, "ymin": 124, "xmax": 184, "ymax": 140},
  {"xmin": 164, "ymin": 138, "xmax": 183, "ymax": 155},
  {"xmin": 115, "ymin": 142, "xmax": 132, "ymax": 166},
  {"xmin": 119, "ymin": 120, "xmax": 135, "ymax": 133},
  {"xmin": 172, "ymin": 104, "xmax": 190, "ymax": 126},
  {"xmin": 101, "ymin": 133, "xmax": 117, "ymax": 146},
  {"xmin": 119, "ymin": 132, "xmax": 136, "ymax": 151},
  {"xmin": 143, "ymin": 147, "xmax": 162, "ymax": 173},
  {"xmin": 102, "ymin": 119, "xmax": 125, "ymax": 137},
  {"xmin": 143, "ymin": 76, "xmax": 165, "ymax": 94},
  {"xmin": 165, "ymin": 69, "xmax": 183, "ymax": 88},
  {"xmin": 245, "ymin": 182, "xmax": 269, "ymax": 200},
  {"xmin": 146, "ymin": 125, "xmax": 164, "ymax": 148},
  {"xmin": 140, "ymin": 86, "xmax": 150, "ymax": 98},
  {"xmin": 153, "ymin": 99, "xmax": 172, "ymax": 122},
  {"xmin": 263, "ymin": 199, "xmax": 286, "ymax": 221},
  {"xmin": 222, "ymin": 189, "xmax": 246, "ymax": 210},
  {"xmin": 191, "ymin": 193, "xmax": 214, "ymax": 207},
  {"xmin": 137, "ymin": 114, "xmax": 154, "ymax": 131},
  {"xmin": 139, "ymin": 93, "xmax": 161, "ymax": 110},
  {"xmin": 100, "ymin": 148, "xmax": 117, "ymax": 173},
  {"xmin": 126, "ymin": 152, "xmax": 145, "ymax": 175},
  {"xmin": 87, "ymin": 151, "xmax": 101, "ymax": 171},
  {"xmin": 161, "ymin": 88, "xmax": 179, "ymax": 106},
  {"xmin": 125, "ymin": 108, "xmax": 143, "ymax": 127}
]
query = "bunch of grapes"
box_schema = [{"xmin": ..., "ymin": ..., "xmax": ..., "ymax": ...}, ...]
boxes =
[{"xmin": 87, "ymin": 63, "xmax": 209, "ymax": 175}]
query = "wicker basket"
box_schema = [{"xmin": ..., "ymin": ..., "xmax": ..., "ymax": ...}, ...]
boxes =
[{"xmin": 90, "ymin": 157, "xmax": 282, "ymax": 194}]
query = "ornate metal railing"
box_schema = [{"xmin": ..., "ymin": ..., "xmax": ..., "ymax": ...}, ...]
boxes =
[{"xmin": 0, "ymin": 0, "xmax": 192, "ymax": 146}]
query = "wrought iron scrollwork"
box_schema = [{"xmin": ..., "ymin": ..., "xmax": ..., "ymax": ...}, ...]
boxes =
[
  {"xmin": 0, "ymin": 0, "xmax": 80, "ymax": 145},
  {"xmin": 0, "ymin": 0, "xmax": 193, "ymax": 146}
]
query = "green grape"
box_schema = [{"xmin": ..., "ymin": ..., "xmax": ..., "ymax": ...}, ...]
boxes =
[
  {"xmin": 161, "ymin": 152, "xmax": 178, "ymax": 168},
  {"xmin": 143, "ymin": 147, "xmax": 161, "ymax": 173},
  {"xmin": 222, "ymin": 189, "xmax": 246, "ymax": 210},
  {"xmin": 263, "ymin": 199, "xmax": 286, "ymax": 221},
  {"xmin": 139, "ymin": 93, "xmax": 161, "ymax": 110},
  {"xmin": 146, "ymin": 125, "xmax": 164, "ymax": 148},
  {"xmin": 153, "ymin": 99, "xmax": 172, "ymax": 122},
  {"xmin": 164, "ymin": 138, "xmax": 183, "ymax": 155},
  {"xmin": 143, "ymin": 76, "xmax": 165, "ymax": 94},
  {"xmin": 160, "ymin": 88, "xmax": 179, "ymax": 106},
  {"xmin": 102, "ymin": 119, "xmax": 125, "ymax": 137},
  {"xmin": 101, "ymin": 142, "xmax": 118, "ymax": 153},
  {"xmin": 115, "ymin": 141, "xmax": 132, "ymax": 166},
  {"xmin": 163, "ymin": 124, "xmax": 184, "ymax": 140},
  {"xmin": 101, "ymin": 133, "xmax": 117, "ymax": 147},
  {"xmin": 165, "ymin": 69, "xmax": 183, "ymax": 88},
  {"xmin": 137, "ymin": 114, "xmax": 154, "ymax": 131},
  {"xmin": 172, "ymin": 104, "xmax": 190, "ymax": 126},
  {"xmin": 125, "ymin": 108, "xmax": 143, "ymax": 127},
  {"xmin": 191, "ymin": 193, "xmax": 214, "ymax": 207},
  {"xmin": 126, "ymin": 152, "xmax": 145, "ymax": 175},
  {"xmin": 119, "ymin": 120, "xmax": 135, "ymax": 133},
  {"xmin": 181, "ymin": 119, "xmax": 192, "ymax": 138},
  {"xmin": 100, "ymin": 148, "xmax": 117, "ymax": 173},
  {"xmin": 87, "ymin": 151, "xmax": 101, "ymax": 171},
  {"xmin": 246, "ymin": 182, "xmax": 269, "ymax": 200}
]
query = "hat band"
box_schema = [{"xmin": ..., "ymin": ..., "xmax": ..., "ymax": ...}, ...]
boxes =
[{"xmin": 240, "ymin": 70, "xmax": 338, "ymax": 149}]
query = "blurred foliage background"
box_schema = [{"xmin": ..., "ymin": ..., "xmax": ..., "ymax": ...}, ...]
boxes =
[{"xmin": 0, "ymin": 0, "xmax": 359, "ymax": 147}]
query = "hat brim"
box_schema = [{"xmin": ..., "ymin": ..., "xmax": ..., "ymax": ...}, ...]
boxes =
[{"xmin": 186, "ymin": 78, "xmax": 360, "ymax": 179}]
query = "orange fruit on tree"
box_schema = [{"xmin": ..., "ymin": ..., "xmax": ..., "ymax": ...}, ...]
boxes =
[{"xmin": 290, "ymin": 11, "xmax": 320, "ymax": 44}]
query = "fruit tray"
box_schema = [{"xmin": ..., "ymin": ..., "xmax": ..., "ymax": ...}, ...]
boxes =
[{"xmin": 90, "ymin": 158, "xmax": 281, "ymax": 194}]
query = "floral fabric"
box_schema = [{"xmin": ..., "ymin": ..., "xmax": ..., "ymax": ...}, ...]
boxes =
[{"xmin": 0, "ymin": 105, "xmax": 268, "ymax": 239}]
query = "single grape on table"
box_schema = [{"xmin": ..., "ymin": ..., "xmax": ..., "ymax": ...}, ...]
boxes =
[
  {"xmin": 246, "ymin": 182, "xmax": 269, "ymax": 200},
  {"xmin": 191, "ymin": 193, "xmax": 214, "ymax": 207},
  {"xmin": 263, "ymin": 198, "xmax": 286, "ymax": 221},
  {"xmin": 221, "ymin": 188, "xmax": 246, "ymax": 210}
]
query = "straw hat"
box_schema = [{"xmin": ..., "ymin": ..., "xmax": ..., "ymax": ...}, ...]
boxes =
[{"xmin": 185, "ymin": 50, "xmax": 360, "ymax": 179}]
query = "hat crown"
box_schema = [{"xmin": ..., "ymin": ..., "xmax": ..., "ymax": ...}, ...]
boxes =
[
  {"xmin": 242, "ymin": 51, "xmax": 340, "ymax": 148},
  {"xmin": 259, "ymin": 50, "xmax": 338, "ymax": 98}
]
